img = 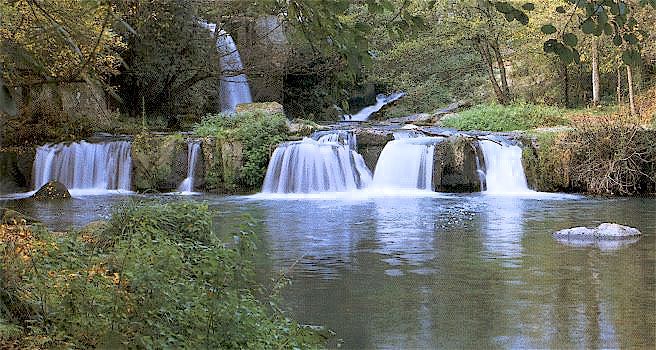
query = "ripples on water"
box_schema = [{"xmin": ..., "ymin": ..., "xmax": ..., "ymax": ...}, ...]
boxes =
[{"xmin": 1, "ymin": 193, "xmax": 654, "ymax": 349}]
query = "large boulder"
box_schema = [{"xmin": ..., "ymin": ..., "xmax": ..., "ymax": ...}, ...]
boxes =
[
  {"xmin": 553, "ymin": 223, "xmax": 642, "ymax": 240},
  {"xmin": 131, "ymin": 133, "xmax": 188, "ymax": 191},
  {"xmin": 433, "ymin": 136, "xmax": 481, "ymax": 192},
  {"xmin": 32, "ymin": 180, "xmax": 71, "ymax": 200}
]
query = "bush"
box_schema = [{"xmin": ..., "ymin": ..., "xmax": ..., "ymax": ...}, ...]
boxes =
[
  {"xmin": 440, "ymin": 102, "xmax": 570, "ymax": 131},
  {"xmin": 0, "ymin": 201, "xmax": 325, "ymax": 349},
  {"xmin": 194, "ymin": 110, "xmax": 289, "ymax": 190},
  {"xmin": 561, "ymin": 123, "xmax": 656, "ymax": 195}
]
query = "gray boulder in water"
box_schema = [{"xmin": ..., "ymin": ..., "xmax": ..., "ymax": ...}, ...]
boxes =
[
  {"xmin": 553, "ymin": 223, "xmax": 641, "ymax": 240},
  {"xmin": 32, "ymin": 180, "xmax": 71, "ymax": 200}
]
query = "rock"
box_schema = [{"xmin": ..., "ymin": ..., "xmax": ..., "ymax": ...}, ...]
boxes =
[
  {"xmin": 32, "ymin": 181, "xmax": 71, "ymax": 200},
  {"xmin": 1, "ymin": 208, "xmax": 39, "ymax": 225},
  {"xmin": 553, "ymin": 223, "xmax": 642, "ymax": 240},
  {"xmin": 131, "ymin": 133, "xmax": 188, "ymax": 191},
  {"xmin": 235, "ymin": 102, "xmax": 284, "ymax": 115},
  {"xmin": 596, "ymin": 223, "xmax": 642, "ymax": 237}
]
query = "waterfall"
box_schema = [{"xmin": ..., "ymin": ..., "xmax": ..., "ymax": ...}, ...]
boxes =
[
  {"xmin": 477, "ymin": 139, "xmax": 532, "ymax": 194},
  {"xmin": 199, "ymin": 21, "xmax": 253, "ymax": 112},
  {"xmin": 261, "ymin": 131, "xmax": 372, "ymax": 193},
  {"xmin": 216, "ymin": 30, "xmax": 252, "ymax": 112},
  {"xmin": 177, "ymin": 141, "xmax": 202, "ymax": 193},
  {"xmin": 32, "ymin": 141, "xmax": 132, "ymax": 192},
  {"xmin": 344, "ymin": 92, "xmax": 405, "ymax": 122},
  {"xmin": 371, "ymin": 136, "xmax": 442, "ymax": 190}
]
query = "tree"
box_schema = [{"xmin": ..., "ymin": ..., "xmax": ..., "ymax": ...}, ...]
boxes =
[{"xmin": 0, "ymin": 0, "xmax": 125, "ymax": 89}]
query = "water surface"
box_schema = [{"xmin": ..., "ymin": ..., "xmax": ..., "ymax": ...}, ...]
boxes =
[{"xmin": 2, "ymin": 193, "xmax": 654, "ymax": 349}]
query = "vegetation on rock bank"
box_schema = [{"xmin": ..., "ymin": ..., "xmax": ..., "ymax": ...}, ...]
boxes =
[
  {"xmin": 194, "ymin": 110, "xmax": 288, "ymax": 191},
  {"xmin": 0, "ymin": 201, "xmax": 325, "ymax": 349}
]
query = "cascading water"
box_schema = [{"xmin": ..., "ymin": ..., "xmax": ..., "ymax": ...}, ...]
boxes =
[
  {"xmin": 344, "ymin": 92, "xmax": 405, "ymax": 121},
  {"xmin": 216, "ymin": 30, "xmax": 252, "ymax": 112},
  {"xmin": 199, "ymin": 21, "xmax": 253, "ymax": 112},
  {"xmin": 32, "ymin": 141, "xmax": 132, "ymax": 192},
  {"xmin": 261, "ymin": 131, "xmax": 372, "ymax": 193},
  {"xmin": 371, "ymin": 134, "xmax": 442, "ymax": 190},
  {"xmin": 177, "ymin": 141, "xmax": 202, "ymax": 193},
  {"xmin": 477, "ymin": 139, "xmax": 532, "ymax": 194}
]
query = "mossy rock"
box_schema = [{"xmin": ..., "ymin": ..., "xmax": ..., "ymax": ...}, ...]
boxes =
[
  {"xmin": 1, "ymin": 208, "xmax": 39, "ymax": 225},
  {"xmin": 236, "ymin": 102, "xmax": 284, "ymax": 115},
  {"xmin": 131, "ymin": 133, "xmax": 187, "ymax": 191},
  {"xmin": 32, "ymin": 181, "xmax": 71, "ymax": 200},
  {"xmin": 434, "ymin": 136, "xmax": 481, "ymax": 192}
]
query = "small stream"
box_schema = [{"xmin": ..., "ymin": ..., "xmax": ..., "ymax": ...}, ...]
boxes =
[{"xmin": 2, "ymin": 193, "xmax": 654, "ymax": 349}]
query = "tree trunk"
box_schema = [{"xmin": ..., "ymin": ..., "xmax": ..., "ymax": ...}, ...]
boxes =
[
  {"xmin": 560, "ymin": 62, "xmax": 570, "ymax": 107},
  {"xmin": 616, "ymin": 68, "xmax": 622, "ymax": 105},
  {"xmin": 626, "ymin": 65, "xmax": 636, "ymax": 116},
  {"xmin": 474, "ymin": 38, "xmax": 507, "ymax": 105},
  {"xmin": 591, "ymin": 37, "xmax": 600, "ymax": 106},
  {"xmin": 491, "ymin": 40, "xmax": 511, "ymax": 101}
]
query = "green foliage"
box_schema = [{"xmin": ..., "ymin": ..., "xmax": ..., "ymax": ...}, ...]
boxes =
[
  {"xmin": 194, "ymin": 110, "xmax": 289, "ymax": 189},
  {"xmin": 0, "ymin": 201, "xmax": 325, "ymax": 348},
  {"xmin": 440, "ymin": 102, "xmax": 570, "ymax": 131}
]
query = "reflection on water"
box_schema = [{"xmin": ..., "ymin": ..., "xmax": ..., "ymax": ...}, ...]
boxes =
[{"xmin": 1, "ymin": 193, "xmax": 654, "ymax": 349}]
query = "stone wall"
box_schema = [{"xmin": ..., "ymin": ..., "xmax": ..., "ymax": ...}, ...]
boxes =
[{"xmin": 0, "ymin": 147, "xmax": 35, "ymax": 194}]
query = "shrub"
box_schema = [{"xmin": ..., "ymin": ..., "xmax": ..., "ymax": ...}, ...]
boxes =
[
  {"xmin": 561, "ymin": 123, "xmax": 656, "ymax": 195},
  {"xmin": 0, "ymin": 201, "xmax": 325, "ymax": 348},
  {"xmin": 440, "ymin": 102, "xmax": 569, "ymax": 131},
  {"xmin": 194, "ymin": 110, "xmax": 289, "ymax": 190}
]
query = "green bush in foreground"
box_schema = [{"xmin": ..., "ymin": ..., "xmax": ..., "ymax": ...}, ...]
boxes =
[
  {"xmin": 194, "ymin": 111, "xmax": 289, "ymax": 190},
  {"xmin": 0, "ymin": 201, "xmax": 324, "ymax": 349},
  {"xmin": 440, "ymin": 102, "xmax": 569, "ymax": 132}
]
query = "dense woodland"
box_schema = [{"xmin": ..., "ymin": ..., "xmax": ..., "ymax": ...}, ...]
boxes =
[{"xmin": 0, "ymin": 0, "xmax": 654, "ymax": 146}]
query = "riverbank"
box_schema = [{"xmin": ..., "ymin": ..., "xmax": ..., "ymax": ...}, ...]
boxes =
[{"xmin": 0, "ymin": 201, "xmax": 326, "ymax": 348}]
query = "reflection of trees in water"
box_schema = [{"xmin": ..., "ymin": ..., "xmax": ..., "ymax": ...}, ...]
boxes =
[{"xmin": 508, "ymin": 233, "xmax": 655, "ymax": 348}]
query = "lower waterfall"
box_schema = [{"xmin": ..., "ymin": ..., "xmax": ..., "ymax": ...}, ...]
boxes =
[
  {"xmin": 371, "ymin": 136, "xmax": 442, "ymax": 190},
  {"xmin": 477, "ymin": 139, "xmax": 532, "ymax": 194},
  {"xmin": 32, "ymin": 141, "xmax": 132, "ymax": 192},
  {"xmin": 261, "ymin": 131, "xmax": 372, "ymax": 194},
  {"xmin": 177, "ymin": 141, "xmax": 202, "ymax": 192}
]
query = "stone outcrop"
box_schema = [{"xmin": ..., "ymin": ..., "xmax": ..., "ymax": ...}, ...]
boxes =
[
  {"xmin": 32, "ymin": 181, "xmax": 71, "ymax": 200},
  {"xmin": 0, "ymin": 147, "xmax": 35, "ymax": 193},
  {"xmin": 200, "ymin": 137, "xmax": 244, "ymax": 193},
  {"xmin": 131, "ymin": 134, "xmax": 188, "ymax": 192},
  {"xmin": 433, "ymin": 137, "xmax": 482, "ymax": 192},
  {"xmin": 355, "ymin": 129, "xmax": 394, "ymax": 172}
]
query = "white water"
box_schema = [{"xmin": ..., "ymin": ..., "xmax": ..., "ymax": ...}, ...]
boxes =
[
  {"xmin": 32, "ymin": 141, "xmax": 132, "ymax": 192},
  {"xmin": 177, "ymin": 141, "xmax": 202, "ymax": 193},
  {"xmin": 371, "ymin": 136, "xmax": 442, "ymax": 190},
  {"xmin": 198, "ymin": 21, "xmax": 252, "ymax": 112},
  {"xmin": 478, "ymin": 140, "xmax": 532, "ymax": 194},
  {"xmin": 345, "ymin": 92, "xmax": 405, "ymax": 121},
  {"xmin": 261, "ymin": 131, "xmax": 372, "ymax": 194},
  {"xmin": 216, "ymin": 30, "xmax": 252, "ymax": 112}
]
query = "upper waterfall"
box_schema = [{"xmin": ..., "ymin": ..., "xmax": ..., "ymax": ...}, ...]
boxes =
[
  {"xmin": 216, "ymin": 30, "xmax": 253, "ymax": 112},
  {"xmin": 344, "ymin": 92, "xmax": 405, "ymax": 121},
  {"xmin": 32, "ymin": 140, "xmax": 132, "ymax": 192},
  {"xmin": 200, "ymin": 21, "xmax": 252, "ymax": 112},
  {"xmin": 477, "ymin": 139, "xmax": 532, "ymax": 194},
  {"xmin": 261, "ymin": 130, "xmax": 372, "ymax": 194}
]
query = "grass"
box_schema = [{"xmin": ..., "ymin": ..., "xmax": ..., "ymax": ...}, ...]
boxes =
[{"xmin": 440, "ymin": 102, "xmax": 570, "ymax": 132}]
